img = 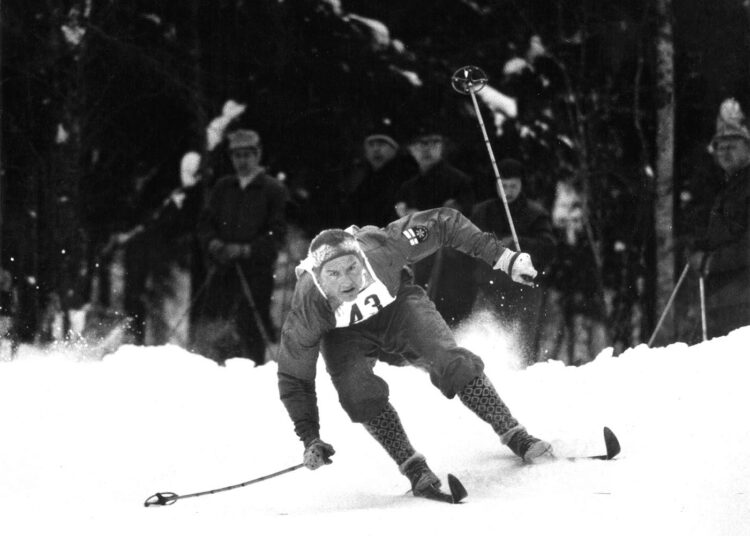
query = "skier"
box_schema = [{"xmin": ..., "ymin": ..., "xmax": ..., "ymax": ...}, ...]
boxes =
[{"xmin": 277, "ymin": 207, "xmax": 552, "ymax": 500}]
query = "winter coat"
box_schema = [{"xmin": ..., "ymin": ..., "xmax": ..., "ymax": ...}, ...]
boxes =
[
  {"xmin": 395, "ymin": 161, "xmax": 477, "ymax": 324},
  {"xmin": 700, "ymin": 164, "xmax": 750, "ymax": 336},
  {"xmin": 396, "ymin": 160, "xmax": 475, "ymax": 215},
  {"xmin": 277, "ymin": 207, "xmax": 512, "ymax": 444},
  {"xmin": 193, "ymin": 172, "xmax": 288, "ymax": 362},
  {"xmin": 197, "ymin": 172, "xmax": 288, "ymax": 272},
  {"xmin": 471, "ymin": 194, "xmax": 557, "ymax": 280},
  {"xmin": 342, "ymin": 155, "xmax": 417, "ymax": 228}
]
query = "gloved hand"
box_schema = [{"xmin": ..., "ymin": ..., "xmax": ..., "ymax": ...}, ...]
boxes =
[
  {"xmin": 303, "ymin": 438, "xmax": 335, "ymax": 470},
  {"xmin": 493, "ymin": 250, "xmax": 538, "ymax": 286},
  {"xmin": 208, "ymin": 239, "xmax": 231, "ymax": 264},
  {"xmin": 688, "ymin": 250, "xmax": 712, "ymax": 277},
  {"xmin": 224, "ymin": 243, "xmax": 252, "ymax": 260}
]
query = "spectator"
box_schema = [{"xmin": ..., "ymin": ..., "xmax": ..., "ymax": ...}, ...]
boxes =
[
  {"xmin": 471, "ymin": 159, "xmax": 557, "ymax": 364},
  {"xmin": 341, "ymin": 118, "xmax": 417, "ymax": 228},
  {"xmin": 693, "ymin": 99, "xmax": 750, "ymax": 338},
  {"xmin": 395, "ymin": 125, "xmax": 476, "ymax": 326},
  {"xmin": 194, "ymin": 129, "xmax": 288, "ymax": 366}
]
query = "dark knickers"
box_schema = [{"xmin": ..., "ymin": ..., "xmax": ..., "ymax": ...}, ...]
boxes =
[{"xmin": 321, "ymin": 283, "xmax": 484, "ymax": 422}]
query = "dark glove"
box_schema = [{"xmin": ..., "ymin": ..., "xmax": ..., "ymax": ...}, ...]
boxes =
[
  {"xmin": 208, "ymin": 239, "xmax": 230, "ymax": 264},
  {"xmin": 687, "ymin": 250, "xmax": 712, "ymax": 276},
  {"xmin": 224, "ymin": 243, "xmax": 252, "ymax": 260},
  {"xmin": 303, "ymin": 438, "xmax": 335, "ymax": 470}
]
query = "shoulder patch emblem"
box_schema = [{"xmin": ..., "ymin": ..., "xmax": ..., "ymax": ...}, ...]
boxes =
[{"xmin": 402, "ymin": 225, "xmax": 429, "ymax": 246}]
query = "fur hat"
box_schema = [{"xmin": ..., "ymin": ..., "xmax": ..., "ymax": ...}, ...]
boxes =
[
  {"xmin": 307, "ymin": 229, "xmax": 364, "ymax": 273},
  {"xmin": 711, "ymin": 99, "xmax": 750, "ymax": 147},
  {"xmin": 227, "ymin": 129, "xmax": 261, "ymax": 150}
]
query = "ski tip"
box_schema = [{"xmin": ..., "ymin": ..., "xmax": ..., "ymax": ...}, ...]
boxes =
[
  {"xmin": 603, "ymin": 427, "xmax": 621, "ymax": 460},
  {"xmin": 447, "ymin": 474, "xmax": 468, "ymax": 504}
]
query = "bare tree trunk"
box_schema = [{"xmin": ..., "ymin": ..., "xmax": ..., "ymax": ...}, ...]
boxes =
[{"xmin": 654, "ymin": 0, "xmax": 676, "ymax": 345}]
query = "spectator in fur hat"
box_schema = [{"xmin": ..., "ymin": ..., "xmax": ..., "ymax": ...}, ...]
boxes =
[{"xmin": 692, "ymin": 99, "xmax": 750, "ymax": 338}]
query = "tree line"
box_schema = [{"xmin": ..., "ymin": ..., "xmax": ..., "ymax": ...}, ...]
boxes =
[{"xmin": 1, "ymin": 0, "xmax": 748, "ymax": 348}]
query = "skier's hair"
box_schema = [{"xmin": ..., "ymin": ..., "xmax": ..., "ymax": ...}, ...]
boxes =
[{"xmin": 308, "ymin": 229, "xmax": 363, "ymax": 273}]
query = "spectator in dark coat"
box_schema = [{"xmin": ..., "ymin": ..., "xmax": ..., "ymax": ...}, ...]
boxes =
[
  {"xmin": 471, "ymin": 159, "xmax": 557, "ymax": 363},
  {"xmin": 694, "ymin": 99, "xmax": 750, "ymax": 338},
  {"xmin": 195, "ymin": 129, "xmax": 288, "ymax": 365},
  {"xmin": 395, "ymin": 127, "xmax": 476, "ymax": 327},
  {"xmin": 341, "ymin": 118, "xmax": 417, "ymax": 228}
]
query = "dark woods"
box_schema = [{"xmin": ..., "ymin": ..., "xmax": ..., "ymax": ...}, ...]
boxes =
[{"xmin": 1, "ymin": 0, "xmax": 749, "ymax": 356}]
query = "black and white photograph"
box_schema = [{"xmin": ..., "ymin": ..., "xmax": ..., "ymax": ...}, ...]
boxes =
[{"xmin": 1, "ymin": 1, "xmax": 749, "ymax": 535}]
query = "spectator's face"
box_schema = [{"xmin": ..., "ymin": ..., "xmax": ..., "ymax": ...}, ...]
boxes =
[
  {"xmin": 498, "ymin": 177, "xmax": 522, "ymax": 203},
  {"xmin": 714, "ymin": 138, "xmax": 750, "ymax": 175},
  {"xmin": 318, "ymin": 254, "xmax": 367, "ymax": 303},
  {"xmin": 408, "ymin": 136, "xmax": 444, "ymax": 170},
  {"xmin": 230, "ymin": 147, "xmax": 261, "ymax": 175},
  {"xmin": 364, "ymin": 139, "xmax": 397, "ymax": 170}
]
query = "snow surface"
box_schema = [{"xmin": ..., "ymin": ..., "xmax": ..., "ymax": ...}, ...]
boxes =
[{"xmin": 2, "ymin": 319, "xmax": 750, "ymax": 536}]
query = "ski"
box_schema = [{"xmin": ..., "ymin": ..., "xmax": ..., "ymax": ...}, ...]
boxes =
[
  {"xmin": 562, "ymin": 426, "xmax": 621, "ymax": 461},
  {"xmin": 414, "ymin": 474, "xmax": 468, "ymax": 504}
]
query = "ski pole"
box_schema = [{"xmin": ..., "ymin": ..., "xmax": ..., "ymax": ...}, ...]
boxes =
[
  {"xmin": 163, "ymin": 267, "xmax": 216, "ymax": 343},
  {"xmin": 144, "ymin": 463, "xmax": 304, "ymax": 507},
  {"xmin": 698, "ymin": 273, "xmax": 708, "ymax": 342},
  {"xmin": 234, "ymin": 263, "xmax": 272, "ymax": 346},
  {"xmin": 647, "ymin": 261, "xmax": 690, "ymax": 347},
  {"xmin": 451, "ymin": 65, "xmax": 520, "ymax": 251}
]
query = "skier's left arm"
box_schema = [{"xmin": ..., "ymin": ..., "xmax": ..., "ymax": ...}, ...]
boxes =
[{"xmin": 385, "ymin": 207, "xmax": 537, "ymax": 285}]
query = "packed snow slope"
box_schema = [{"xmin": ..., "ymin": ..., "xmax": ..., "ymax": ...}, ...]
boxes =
[{"xmin": 1, "ymin": 321, "xmax": 749, "ymax": 536}]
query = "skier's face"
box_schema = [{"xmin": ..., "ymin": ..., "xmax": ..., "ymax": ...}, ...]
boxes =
[
  {"xmin": 364, "ymin": 139, "xmax": 397, "ymax": 170},
  {"xmin": 714, "ymin": 138, "xmax": 750, "ymax": 175},
  {"xmin": 318, "ymin": 254, "xmax": 367, "ymax": 302},
  {"xmin": 498, "ymin": 177, "xmax": 522, "ymax": 203}
]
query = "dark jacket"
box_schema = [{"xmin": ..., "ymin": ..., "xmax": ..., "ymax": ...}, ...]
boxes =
[
  {"xmin": 396, "ymin": 160, "xmax": 475, "ymax": 215},
  {"xmin": 343, "ymin": 155, "xmax": 417, "ymax": 228},
  {"xmin": 702, "ymin": 165, "xmax": 750, "ymax": 277},
  {"xmin": 197, "ymin": 171, "xmax": 288, "ymax": 270},
  {"xmin": 471, "ymin": 194, "xmax": 557, "ymax": 274},
  {"xmin": 699, "ymin": 164, "xmax": 750, "ymax": 336}
]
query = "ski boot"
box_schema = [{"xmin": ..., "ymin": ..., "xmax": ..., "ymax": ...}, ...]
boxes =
[{"xmin": 503, "ymin": 426, "xmax": 553, "ymax": 463}]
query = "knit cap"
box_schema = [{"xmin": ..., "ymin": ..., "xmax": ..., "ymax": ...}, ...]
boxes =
[{"xmin": 307, "ymin": 229, "xmax": 364, "ymax": 274}]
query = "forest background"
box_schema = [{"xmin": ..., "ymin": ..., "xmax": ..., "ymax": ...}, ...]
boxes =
[{"xmin": 2, "ymin": 0, "xmax": 749, "ymax": 360}]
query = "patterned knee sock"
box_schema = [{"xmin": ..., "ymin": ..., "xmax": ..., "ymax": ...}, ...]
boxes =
[
  {"xmin": 458, "ymin": 373, "xmax": 520, "ymax": 437},
  {"xmin": 362, "ymin": 403, "xmax": 416, "ymax": 466}
]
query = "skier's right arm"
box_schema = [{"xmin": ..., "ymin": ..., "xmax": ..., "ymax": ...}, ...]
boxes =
[{"xmin": 277, "ymin": 280, "xmax": 334, "ymax": 447}]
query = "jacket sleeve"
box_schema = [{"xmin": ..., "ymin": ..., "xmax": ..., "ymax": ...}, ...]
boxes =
[
  {"xmin": 277, "ymin": 279, "xmax": 334, "ymax": 445},
  {"xmin": 384, "ymin": 207, "xmax": 508, "ymax": 268}
]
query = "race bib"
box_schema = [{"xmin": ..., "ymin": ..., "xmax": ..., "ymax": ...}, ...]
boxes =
[{"xmin": 334, "ymin": 279, "xmax": 395, "ymax": 327}]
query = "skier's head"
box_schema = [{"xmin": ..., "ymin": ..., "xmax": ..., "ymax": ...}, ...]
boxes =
[
  {"xmin": 308, "ymin": 229, "xmax": 367, "ymax": 302},
  {"xmin": 497, "ymin": 158, "xmax": 524, "ymax": 204}
]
